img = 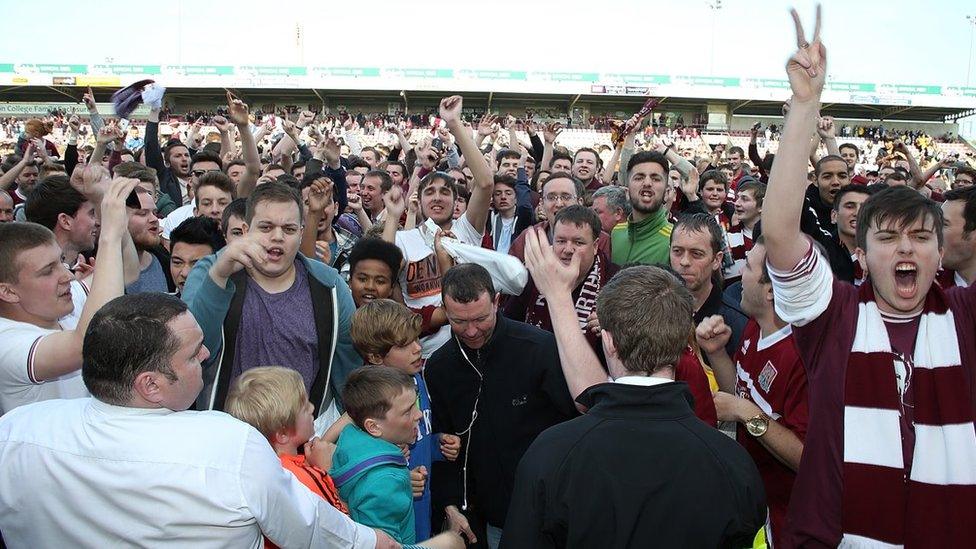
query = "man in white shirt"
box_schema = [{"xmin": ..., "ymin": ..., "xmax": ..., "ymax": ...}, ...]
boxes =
[
  {"xmin": 382, "ymin": 95, "xmax": 494, "ymax": 357},
  {"xmin": 0, "ymin": 292, "xmax": 398, "ymax": 549},
  {"xmin": 0, "ymin": 175, "xmax": 137, "ymax": 415}
]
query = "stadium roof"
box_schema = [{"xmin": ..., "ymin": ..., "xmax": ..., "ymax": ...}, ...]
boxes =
[{"xmin": 1, "ymin": 86, "xmax": 972, "ymax": 123}]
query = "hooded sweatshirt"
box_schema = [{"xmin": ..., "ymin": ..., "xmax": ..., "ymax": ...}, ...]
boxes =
[{"xmin": 330, "ymin": 424, "xmax": 415, "ymax": 544}]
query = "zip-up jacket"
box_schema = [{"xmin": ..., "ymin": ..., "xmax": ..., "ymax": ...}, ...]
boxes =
[
  {"xmin": 425, "ymin": 314, "xmax": 578, "ymax": 528},
  {"xmin": 181, "ymin": 253, "xmax": 361, "ymax": 417}
]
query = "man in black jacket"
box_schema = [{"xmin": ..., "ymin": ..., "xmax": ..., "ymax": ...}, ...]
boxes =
[
  {"xmin": 502, "ymin": 229, "xmax": 766, "ymax": 548},
  {"xmin": 426, "ymin": 264, "xmax": 596, "ymax": 549}
]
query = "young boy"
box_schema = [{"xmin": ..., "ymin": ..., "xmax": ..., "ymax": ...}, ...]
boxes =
[
  {"xmin": 224, "ymin": 367, "xmax": 349, "ymax": 548},
  {"xmin": 329, "ymin": 366, "xmax": 423, "ymax": 544},
  {"xmin": 332, "ymin": 299, "xmax": 460, "ymax": 540}
]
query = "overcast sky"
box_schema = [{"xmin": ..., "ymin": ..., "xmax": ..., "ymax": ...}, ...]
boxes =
[{"xmin": 3, "ymin": 0, "xmax": 975, "ymax": 86}]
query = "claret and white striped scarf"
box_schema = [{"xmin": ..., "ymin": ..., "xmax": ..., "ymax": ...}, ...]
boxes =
[{"xmin": 841, "ymin": 281, "xmax": 976, "ymax": 548}]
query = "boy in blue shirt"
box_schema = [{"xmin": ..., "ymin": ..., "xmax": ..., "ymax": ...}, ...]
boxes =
[{"xmin": 328, "ymin": 299, "xmax": 460, "ymax": 539}]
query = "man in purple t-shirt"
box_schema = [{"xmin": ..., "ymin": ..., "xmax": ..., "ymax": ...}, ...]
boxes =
[
  {"xmin": 182, "ymin": 178, "xmax": 361, "ymax": 432},
  {"xmin": 760, "ymin": 8, "xmax": 976, "ymax": 548}
]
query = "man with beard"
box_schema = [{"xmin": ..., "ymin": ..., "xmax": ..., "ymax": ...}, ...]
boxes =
[
  {"xmin": 612, "ymin": 151, "xmax": 673, "ymax": 265},
  {"xmin": 146, "ymin": 107, "xmax": 194, "ymax": 207},
  {"xmin": 381, "ymin": 96, "xmax": 493, "ymax": 358},
  {"xmin": 125, "ymin": 186, "xmax": 175, "ymax": 294},
  {"xmin": 182, "ymin": 181, "xmax": 361, "ymax": 430}
]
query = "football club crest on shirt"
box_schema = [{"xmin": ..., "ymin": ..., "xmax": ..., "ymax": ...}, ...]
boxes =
[{"xmin": 758, "ymin": 360, "xmax": 778, "ymax": 393}]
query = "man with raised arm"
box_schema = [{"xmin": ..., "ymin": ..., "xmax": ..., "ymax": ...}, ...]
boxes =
[
  {"xmin": 761, "ymin": 8, "xmax": 976, "ymax": 547},
  {"xmin": 0, "ymin": 175, "xmax": 138, "ymax": 414},
  {"xmin": 382, "ymin": 96, "xmax": 494, "ymax": 358},
  {"xmin": 502, "ymin": 230, "xmax": 765, "ymax": 548}
]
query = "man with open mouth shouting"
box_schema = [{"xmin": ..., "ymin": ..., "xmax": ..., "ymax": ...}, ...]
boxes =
[
  {"xmin": 761, "ymin": 6, "xmax": 976, "ymax": 548},
  {"xmin": 182, "ymin": 174, "xmax": 361, "ymax": 432}
]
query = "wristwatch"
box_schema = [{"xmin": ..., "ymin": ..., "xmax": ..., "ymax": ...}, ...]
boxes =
[{"xmin": 745, "ymin": 412, "xmax": 770, "ymax": 437}]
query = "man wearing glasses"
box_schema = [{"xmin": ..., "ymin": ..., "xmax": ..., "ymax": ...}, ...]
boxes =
[{"xmin": 507, "ymin": 171, "xmax": 611, "ymax": 263}]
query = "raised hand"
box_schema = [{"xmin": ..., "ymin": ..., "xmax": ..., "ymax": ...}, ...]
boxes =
[
  {"xmin": 477, "ymin": 114, "xmax": 498, "ymax": 137},
  {"xmin": 96, "ymin": 122, "xmax": 123, "ymax": 145},
  {"xmin": 299, "ymin": 110, "xmax": 316, "ymax": 128},
  {"xmin": 282, "ymin": 118, "xmax": 299, "ymax": 140},
  {"xmin": 786, "ymin": 6, "xmax": 826, "ymax": 104},
  {"xmin": 694, "ymin": 314, "xmax": 732, "ymax": 356},
  {"xmin": 226, "ymin": 91, "xmax": 250, "ymax": 126},
  {"xmin": 525, "ymin": 120, "xmax": 539, "ymax": 137},
  {"xmin": 99, "ymin": 176, "xmax": 141, "ymax": 239},
  {"xmin": 307, "ymin": 178, "xmax": 335, "ymax": 217},
  {"xmin": 523, "ymin": 226, "xmax": 579, "ymax": 298},
  {"xmin": 70, "ymin": 163, "xmax": 112, "ymax": 202},
  {"xmin": 681, "ymin": 167, "xmax": 701, "ymax": 200},
  {"xmin": 543, "ymin": 122, "xmax": 562, "ymax": 144},
  {"xmin": 320, "ymin": 136, "xmax": 341, "ymax": 168},
  {"xmin": 439, "ymin": 95, "xmax": 463, "ymax": 124},
  {"xmin": 82, "ymin": 87, "xmax": 97, "ymax": 111},
  {"xmin": 383, "ymin": 185, "xmax": 407, "ymax": 221},
  {"xmin": 816, "ymin": 115, "xmax": 835, "ymax": 139},
  {"xmin": 212, "ymin": 115, "xmax": 231, "ymax": 133}
]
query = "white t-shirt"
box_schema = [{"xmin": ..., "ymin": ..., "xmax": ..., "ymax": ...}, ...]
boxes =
[
  {"xmin": 0, "ymin": 280, "xmax": 90, "ymax": 415},
  {"xmin": 162, "ymin": 202, "xmax": 196, "ymax": 240},
  {"xmin": 395, "ymin": 213, "xmax": 482, "ymax": 357}
]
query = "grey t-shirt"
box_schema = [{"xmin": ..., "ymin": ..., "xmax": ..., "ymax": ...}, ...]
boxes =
[
  {"xmin": 231, "ymin": 260, "xmax": 318, "ymax": 391},
  {"xmin": 125, "ymin": 254, "xmax": 168, "ymax": 294}
]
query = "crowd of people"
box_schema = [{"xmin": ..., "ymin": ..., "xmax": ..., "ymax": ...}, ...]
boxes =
[{"xmin": 1, "ymin": 6, "xmax": 976, "ymax": 549}]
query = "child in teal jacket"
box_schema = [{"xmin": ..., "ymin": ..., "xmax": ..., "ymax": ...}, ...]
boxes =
[{"xmin": 330, "ymin": 366, "xmax": 422, "ymax": 545}]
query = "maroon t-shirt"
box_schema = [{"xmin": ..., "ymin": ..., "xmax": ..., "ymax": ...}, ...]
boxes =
[{"xmin": 733, "ymin": 320, "xmax": 808, "ymax": 548}]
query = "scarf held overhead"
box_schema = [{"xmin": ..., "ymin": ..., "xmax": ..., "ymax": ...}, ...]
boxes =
[{"xmin": 840, "ymin": 281, "xmax": 976, "ymax": 548}]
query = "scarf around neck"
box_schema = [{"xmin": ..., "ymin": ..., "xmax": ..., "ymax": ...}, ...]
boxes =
[
  {"xmin": 526, "ymin": 253, "xmax": 607, "ymax": 334},
  {"xmin": 840, "ymin": 280, "xmax": 976, "ymax": 548}
]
